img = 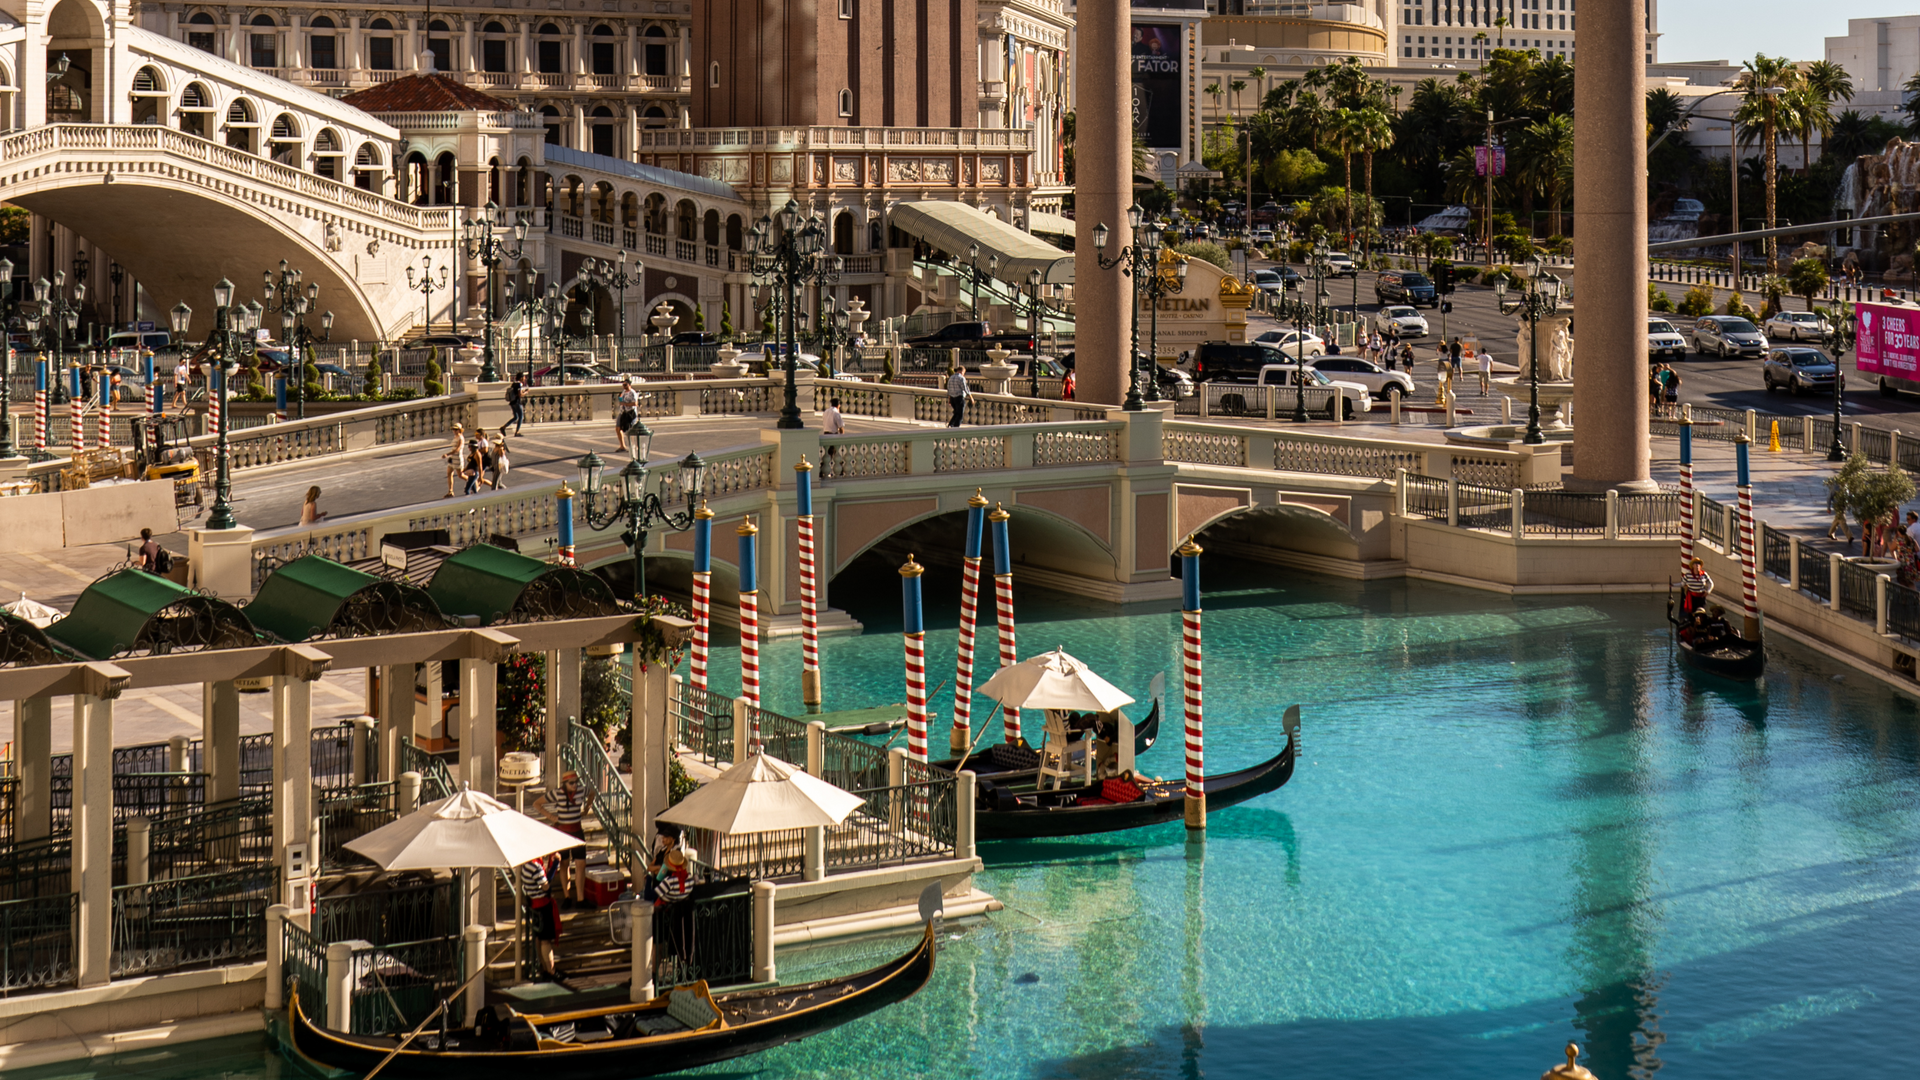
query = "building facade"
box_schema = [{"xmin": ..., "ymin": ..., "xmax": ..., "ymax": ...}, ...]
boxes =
[{"xmin": 1825, "ymin": 15, "xmax": 1920, "ymax": 124}]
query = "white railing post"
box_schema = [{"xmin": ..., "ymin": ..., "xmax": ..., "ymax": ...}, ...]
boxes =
[
  {"xmin": 1788, "ymin": 536, "xmax": 1801, "ymax": 591},
  {"xmin": 1605, "ymin": 489, "xmax": 1619, "ymax": 540},
  {"xmin": 1446, "ymin": 477, "xmax": 1458, "ymax": 527},
  {"xmin": 326, "ymin": 939, "xmax": 365, "ymax": 1032},
  {"xmin": 1395, "ymin": 467, "xmax": 1408, "ymax": 517},
  {"xmin": 1830, "ymin": 552, "xmax": 1843, "ymax": 612},
  {"xmin": 956, "ymin": 770, "xmax": 977, "ymax": 860},
  {"xmin": 805, "ymin": 720, "xmax": 824, "ymax": 775},
  {"xmin": 462, "ymin": 925, "xmax": 487, "ymax": 1027},
  {"xmin": 1502, "ymin": 396, "xmax": 1512, "ymax": 425},
  {"xmin": 1878, "ymin": 573, "xmax": 1891, "ymax": 635},
  {"xmin": 1510, "ymin": 488, "xmax": 1524, "ymax": 539},
  {"xmin": 265, "ymin": 904, "xmax": 290, "ymax": 1010},
  {"xmin": 398, "ymin": 770, "xmax": 421, "ymax": 812},
  {"xmin": 1744, "ymin": 408, "xmax": 1757, "ymax": 443},
  {"xmin": 1390, "ymin": 391, "xmax": 1401, "ymax": 425},
  {"xmin": 1851, "ymin": 421, "xmax": 1862, "ymax": 454},
  {"xmin": 733, "ymin": 696, "xmax": 749, "ymax": 765},
  {"xmin": 751, "ymin": 881, "xmax": 776, "ymax": 983}
]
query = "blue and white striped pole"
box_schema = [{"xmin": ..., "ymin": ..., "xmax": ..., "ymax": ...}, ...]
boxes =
[
  {"xmin": 951, "ymin": 490, "xmax": 988, "ymax": 754},
  {"xmin": 145, "ymin": 350, "xmax": 161, "ymax": 416},
  {"xmin": 901, "ymin": 555, "xmax": 927, "ymax": 761},
  {"xmin": 555, "ymin": 483, "xmax": 576, "ymax": 565}
]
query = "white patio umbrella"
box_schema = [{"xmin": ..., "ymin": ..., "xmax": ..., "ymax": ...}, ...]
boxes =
[
  {"xmin": 344, "ymin": 787, "xmax": 582, "ymax": 871},
  {"xmin": 3, "ymin": 593, "xmax": 61, "ymax": 628},
  {"xmin": 657, "ymin": 753, "xmax": 865, "ymax": 835},
  {"xmin": 978, "ymin": 648, "xmax": 1136, "ymax": 713}
]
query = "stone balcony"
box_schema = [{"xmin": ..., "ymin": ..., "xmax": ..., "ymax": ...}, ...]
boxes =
[{"xmin": 266, "ymin": 67, "xmax": 690, "ymax": 97}]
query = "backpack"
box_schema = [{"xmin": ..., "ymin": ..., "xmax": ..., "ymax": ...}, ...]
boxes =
[{"xmin": 153, "ymin": 548, "xmax": 173, "ymax": 574}]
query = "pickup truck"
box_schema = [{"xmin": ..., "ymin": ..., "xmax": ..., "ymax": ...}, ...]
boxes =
[
  {"xmin": 904, "ymin": 321, "xmax": 1030, "ymax": 349},
  {"xmin": 1253, "ymin": 364, "xmax": 1372, "ymax": 419}
]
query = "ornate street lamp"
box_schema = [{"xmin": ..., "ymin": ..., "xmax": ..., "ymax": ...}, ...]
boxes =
[
  {"xmin": 1824, "ymin": 308, "xmax": 1857, "ymax": 462},
  {"xmin": 1026, "ymin": 268, "xmax": 1045, "ymax": 399},
  {"xmin": 463, "ymin": 201, "xmax": 528, "ymax": 382},
  {"xmin": 1138, "ymin": 222, "xmax": 1190, "ymax": 402},
  {"xmin": 1494, "ymin": 255, "xmax": 1563, "ymax": 445},
  {"xmin": 0, "ymin": 258, "xmax": 18, "ymax": 459},
  {"xmin": 262, "ymin": 260, "xmax": 332, "ymax": 418},
  {"xmin": 31, "ymin": 272, "xmax": 84, "ymax": 407},
  {"xmin": 406, "ymin": 255, "xmax": 449, "ymax": 343},
  {"xmin": 1290, "ymin": 243, "xmax": 1332, "ymax": 423},
  {"xmin": 748, "ymin": 199, "xmax": 843, "ymax": 429},
  {"xmin": 1093, "ymin": 204, "xmax": 1150, "ymax": 411},
  {"xmin": 576, "ymin": 429, "xmax": 708, "ymax": 599},
  {"xmin": 186, "ymin": 277, "xmax": 258, "ymax": 531}
]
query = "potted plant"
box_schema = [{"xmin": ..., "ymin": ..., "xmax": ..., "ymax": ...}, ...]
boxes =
[{"xmin": 1826, "ymin": 452, "xmax": 1916, "ymax": 560}]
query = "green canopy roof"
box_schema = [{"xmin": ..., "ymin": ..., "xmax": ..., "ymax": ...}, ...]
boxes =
[
  {"xmin": 426, "ymin": 544, "xmax": 621, "ymax": 626},
  {"xmin": 0, "ymin": 608, "xmax": 69, "ymax": 667},
  {"xmin": 247, "ymin": 555, "xmax": 449, "ymax": 642},
  {"xmin": 46, "ymin": 569, "xmax": 257, "ymax": 660}
]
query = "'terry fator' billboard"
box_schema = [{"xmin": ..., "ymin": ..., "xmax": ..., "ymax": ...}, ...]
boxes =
[{"xmin": 1855, "ymin": 301, "xmax": 1920, "ymax": 377}]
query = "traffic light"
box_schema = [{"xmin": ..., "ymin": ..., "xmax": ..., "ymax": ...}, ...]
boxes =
[{"xmin": 1433, "ymin": 260, "xmax": 1456, "ymax": 295}]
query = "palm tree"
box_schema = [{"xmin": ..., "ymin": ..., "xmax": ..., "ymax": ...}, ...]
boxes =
[
  {"xmin": 1826, "ymin": 109, "xmax": 1886, "ymax": 162},
  {"xmin": 1230, "ymin": 79, "xmax": 1247, "ymax": 116},
  {"xmin": 1205, "ymin": 83, "xmax": 1224, "ymax": 128},
  {"xmin": 1328, "ymin": 107, "xmax": 1365, "ymax": 244},
  {"xmin": 1493, "ymin": 16, "xmax": 1509, "ymax": 47},
  {"xmin": 1803, "ymin": 59, "xmax": 1854, "ymax": 166},
  {"xmin": 1646, "ymin": 87, "xmax": 1690, "ymax": 139},
  {"xmin": 1356, "ymin": 107, "xmax": 1395, "ymax": 250},
  {"xmin": 1248, "ymin": 66, "xmax": 1267, "ymax": 107},
  {"xmin": 1789, "ymin": 82, "xmax": 1833, "ymax": 175},
  {"xmin": 1473, "ymin": 31, "xmax": 1489, "ymax": 65},
  {"xmin": 1515, "ymin": 114, "xmax": 1574, "ymax": 237},
  {"xmin": 1735, "ymin": 54, "xmax": 1800, "ymax": 272},
  {"xmin": 1291, "ymin": 88, "xmax": 1329, "ymax": 150}
]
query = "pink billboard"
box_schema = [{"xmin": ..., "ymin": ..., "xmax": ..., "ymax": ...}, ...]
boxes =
[{"xmin": 1855, "ymin": 301, "xmax": 1920, "ymax": 377}]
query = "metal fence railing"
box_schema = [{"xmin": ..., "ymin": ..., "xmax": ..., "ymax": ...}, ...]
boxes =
[
  {"xmin": 315, "ymin": 783, "xmax": 399, "ymax": 870},
  {"xmin": 701, "ymin": 771, "xmax": 956, "ymax": 879},
  {"xmin": 1700, "ymin": 496, "xmax": 1728, "ymax": 549},
  {"xmin": 1403, "ymin": 474, "xmax": 1449, "ymax": 520},
  {"xmin": 149, "ymin": 796, "xmax": 274, "ymax": 878},
  {"xmin": 396, "ymin": 743, "xmax": 455, "ymax": 803},
  {"xmin": 1838, "ymin": 559, "xmax": 1879, "ymax": 622},
  {"xmin": 1801, "ymin": 545, "xmax": 1834, "ymax": 602},
  {"xmin": 0, "ymin": 839, "xmax": 76, "ymax": 901},
  {"xmin": 315, "ymin": 878, "xmax": 461, "ymax": 947},
  {"xmin": 563, "ymin": 723, "xmax": 633, "ymax": 868},
  {"xmin": 345, "ymin": 934, "xmax": 464, "ymax": 1035},
  {"xmin": 109, "ymin": 865, "xmax": 279, "ymax": 978},
  {"xmin": 1889, "ymin": 580, "xmax": 1920, "ymax": 641},
  {"xmin": 0, "ymin": 892, "xmax": 76, "ymax": 992},
  {"xmin": 282, "ymin": 915, "xmax": 327, "ymax": 1012},
  {"xmin": 672, "ymin": 683, "xmax": 733, "ymax": 766},
  {"xmin": 1761, "ymin": 524, "xmax": 1792, "ymax": 580},
  {"xmin": 652, "ymin": 879, "xmax": 754, "ymax": 990}
]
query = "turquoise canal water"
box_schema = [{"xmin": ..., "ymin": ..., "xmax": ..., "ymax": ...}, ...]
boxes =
[{"xmin": 24, "ymin": 558, "xmax": 1920, "ymax": 1080}]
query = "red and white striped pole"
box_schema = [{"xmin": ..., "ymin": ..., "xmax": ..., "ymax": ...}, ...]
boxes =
[
  {"xmin": 901, "ymin": 555, "xmax": 928, "ymax": 761},
  {"xmin": 1178, "ymin": 537, "xmax": 1206, "ymax": 830},
  {"xmin": 33, "ymin": 356, "xmax": 48, "ymax": 459},
  {"xmin": 206, "ymin": 366, "xmax": 222, "ymax": 442},
  {"xmin": 951, "ymin": 490, "xmax": 989, "ymax": 755},
  {"xmin": 689, "ymin": 503, "xmax": 713, "ymax": 694},
  {"xmin": 737, "ymin": 519, "xmax": 762, "ymax": 745},
  {"xmin": 989, "ymin": 504, "xmax": 1020, "ymax": 745},
  {"xmin": 1736, "ymin": 434, "xmax": 1760, "ymax": 641},
  {"xmin": 67, "ymin": 366, "xmax": 83, "ymax": 454},
  {"xmin": 1678, "ymin": 406, "xmax": 1694, "ymax": 577},
  {"xmin": 795, "ymin": 457, "xmax": 822, "ymax": 709},
  {"xmin": 98, "ymin": 371, "xmax": 115, "ymax": 450}
]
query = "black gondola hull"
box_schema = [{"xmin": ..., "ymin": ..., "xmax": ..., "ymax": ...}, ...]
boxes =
[
  {"xmin": 287, "ymin": 925, "xmax": 936, "ymax": 1080},
  {"xmin": 1676, "ymin": 635, "xmax": 1767, "ymax": 679},
  {"xmin": 975, "ymin": 722, "xmax": 1295, "ymax": 840}
]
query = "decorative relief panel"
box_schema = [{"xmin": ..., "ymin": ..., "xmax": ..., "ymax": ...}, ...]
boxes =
[
  {"xmin": 980, "ymin": 159, "xmax": 1005, "ymax": 184},
  {"xmin": 771, "ymin": 157, "xmax": 793, "ymax": 182},
  {"xmin": 834, "ymin": 156, "xmax": 860, "ymax": 183}
]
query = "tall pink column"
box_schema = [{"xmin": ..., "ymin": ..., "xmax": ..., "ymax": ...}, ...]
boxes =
[
  {"xmin": 1569, "ymin": 0, "xmax": 1654, "ymax": 491},
  {"xmin": 1072, "ymin": 0, "xmax": 1132, "ymax": 406}
]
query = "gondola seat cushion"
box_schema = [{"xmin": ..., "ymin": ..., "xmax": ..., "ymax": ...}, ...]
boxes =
[
  {"xmin": 1100, "ymin": 778, "xmax": 1144, "ymax": 803},
  {"xmin": 667, "ymin": 987, "xmax": 722, "ymax": 1032},
  {"xmin": 985, "ymin": 743, "xmax": 1039, "ymax": 771}
]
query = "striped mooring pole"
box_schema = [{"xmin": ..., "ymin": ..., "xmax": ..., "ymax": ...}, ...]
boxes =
[
  {"xmin": 1179, "ymin": 536, "xmax": 1206, "ymax": 831},
  {"xmin": 554, "ymin": 484, "xmax": 576, "ymax": 566},
  {"xmin": 901, "ymin": 554, "xmax": 928, "ymax": 761},
  {"xmin": 796, "ymin": 456, "xmax": 822, "ymax": 709},
  {"xmin": 98, "ymin": 370, "xmax": 115, "ymax": 450},
  {"xmin": 951, "ymin": 490, "xmax": 988, "ymax": 755},
  {"xmin": 1678, "ymin": 405, "xmax": 1694, "ymax": 577},
  {"xmin": 145, "ymin": 350, "xmax": 161, "ymax": 416},
  {"xmin": 738, "ymin": 519, "xmax": 762, "ymax": 737},
  {"xmin": 1736, "ymin": 434, "xmax": 1760, "ymax": 641},
  {"xmin": 33, "ymin": 356, "xmax": 48, "ymax": 458},
  {"xmin": 990, "ymin": 503, "xmax": 1020, "ymax": 745},
  {"xmin": 67, "ymin": 367, "xmax": 82, "ymax": 452},
  {"xmin": 689, "ymin": 502, "xmax": 713, "ymax": 695}
]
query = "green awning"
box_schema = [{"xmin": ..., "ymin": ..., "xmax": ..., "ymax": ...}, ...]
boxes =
[
  {"xmin": 247, "ymin": 555, "xmax": 449, "ymax": 642},
  {"xmin": 426, "ymin": 544, "xmax": 621, "ymax": 626},
  {"xmin": 46, "ymin": 569, "xmax": 257, "ymax": 660}
]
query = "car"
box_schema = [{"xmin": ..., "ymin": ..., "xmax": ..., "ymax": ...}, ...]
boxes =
[
  {"xmin": 1252, "ymin": 227, "xmax": 1276, "ymax": 245},
  {"xmin": 531, "ymin": 362, "xmax": 616, "ymax": 385},
  {"xmin": 1648, "ymin": 318, "xmax": 1688, "ymax": 362},
  {"xmin": 1252, "ymin": 364, "xmax": 1373, "ymax": 418},
  {"xmin": 1373, "ymin": 305, "xmax": 1430, "ymax": 338},
  {"xmin": 1249, "ymin": 329, "xmax": 1327, "ymax": 356},
  {"xmin": 669, "ymin": 331, "xmax": 720, "ymax": 346},
  {"xmin": 91, "ymin": 364, "xmax": 148, "ymax": 402},
  {"xmin": 1690, "ymin": 316, "xmax": 1768, "ymax": 358},
  {"xmin": 1188, "ymin": 341, "xmax": 1299, "ymax": 383},
  {"xmin": 406, "ymin": 333, "xmax": 485, "ymax": 360},
  {"xmin": 904, "ymin": 321, "xmax": 1027, "ymax": 349},
  {"xmin": 1764, "ymin": 310, "xmax": 1832, "ymax": 342},
  {"xmin": 1324, "ymin": 252, "xmax": 1357, "ymax": 277},
  {"xmin": 733, "ymin": 345, "xmax": 822, "ymax": 372},
  {"xmin": 1253, "ymin": 270, "xmax": 1287, "ymax": 298},
  {"xmin": 1309, "ymin": 355, "xmax": 1416, "ymax": 399},
  {"xmin": 1762, "ymin": 347, "xmax": 1844, "ymax": 396},
  {"xmin": 106, "ymin": 330, "xmax": 173, "ymax": 355},
  {"xmin": 1375, "ymin": 271, "xmax": 1438, "ymax": 308}
]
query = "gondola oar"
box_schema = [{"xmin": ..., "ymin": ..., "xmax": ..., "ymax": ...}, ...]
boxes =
[{"xmin": 360, "ymin": 941, "xmax": 513, "ymax": 1080}]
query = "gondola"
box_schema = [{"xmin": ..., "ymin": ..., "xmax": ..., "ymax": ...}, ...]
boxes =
[
  {"xmin": 1668, "ymin": 596, "xmax": 1766, "ymax": 680},
  {"xmin": 972, "ymin": 708, "xmax": 1298, "ymax": 840},
  {"xmin": 935, "ymin": 697, "xmax": 1160, "ymax": 776},
  {"xmin": 288, "ymin": 922, "xmax": 937, "ymax": 1080}
]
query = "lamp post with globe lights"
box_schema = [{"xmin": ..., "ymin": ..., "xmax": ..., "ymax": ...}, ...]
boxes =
[
  {"xmin": 1494, "ymin": 256, "xmax": 1564, "ymax": 446},
  {"xmin": 1092, "ymin": 204, "xmax": 1153, "ymax": 411},
  {"xmin": 747, "ymin": 199, "xmax": 843, "ymax": 429},
  {"xmin": 575, "ymin": 430, "xmax": 707, "ymax": 600},
  {"xmin": 177, "ymin": 279, "xmax": 259, "ymax": 531},
  {"xmin": 261, "ymin": 260, "xmax": 332, "ymax": 419},
  {"xmin": 1824, "ymin": 309, "xmax": 1857, "ymax": 462},
  {"xmin": 462, "ymin": 202, "xmax": 528, "ymax": 382}
]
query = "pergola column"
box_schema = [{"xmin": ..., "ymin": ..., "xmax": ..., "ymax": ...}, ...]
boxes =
[
  {"xmin": 202, "ymin": 680, "xmax": 241, "ymax": 805},
  {"xmin": 628, "ymin": 661, "xmax": 670, "ymax": 878},
  {"xmin": 417, "ymin": 661, "xmax": 444, "ymax": 748},
  {"xmin": 273, "ymin": 675, "xmax": 316, "ymax": 909},
  {"xmin": 544, "ymin": 647, "xmax": 582, "ymax": 787},
  {"xmin": 14, "ymin": 697, "xmax": 53, "ymax": 843},
  {"xmin": 381, "ymin": 664, "xmax": 412, "ymax": 782},
  {"xmin": 71, "ymin": 692, "xmax": 115, "ymax": 988},
  {"xmin": 460, "ymin": 659, "xmax": 498, "ymax": 796}
]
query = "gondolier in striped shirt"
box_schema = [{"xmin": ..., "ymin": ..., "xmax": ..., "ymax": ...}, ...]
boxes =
[
  {"xmin": 538, "ymin": 771, "xmax": 593, "ymax": 907},
  {"xmin": 518, "ymin": 856, "xmax": 559, "ymax": 978},
  {"xmin": 1681, "ymin": 558, "xmax": 1713, "ymax": 616}
]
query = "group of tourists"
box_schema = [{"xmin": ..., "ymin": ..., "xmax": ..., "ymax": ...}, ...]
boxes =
[
  {"xmin": 444, "ymin": 422, "xmax": 512, "ymax": 497},
  {"xmin": 1649, "ymin": 364, "xmax": 1683, "ymax": 418}
]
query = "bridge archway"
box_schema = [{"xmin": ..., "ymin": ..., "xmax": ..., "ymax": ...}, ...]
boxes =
[
  {"xmin": 1186, "ymin": 501, "xmax": 1363, "ymax": 565},
  {"xmin": 827, "ymin": 502, "xmax": 1118, "ymax": 596}
]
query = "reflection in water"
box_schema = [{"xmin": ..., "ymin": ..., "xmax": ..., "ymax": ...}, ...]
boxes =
[
  {"xmin": 1206, "ymin": 807, "xmax": 1300, "ymax": 886},
  {"xmin": 1567, "ymin": 628, "xmax": 1667, "ymax": 1080},
  {"xmin": 1181, "ymin": 835, "xmax": 1206, "ymax": 1080}
]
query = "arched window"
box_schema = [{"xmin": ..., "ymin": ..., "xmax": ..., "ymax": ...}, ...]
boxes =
[
  {"xmin": 591, "ymin": 23, "xmax": 615, "ymax": 75},
  {"xmin": 643, "ymin": 24, "xmax": 667, "ymax": 75},
  {"xmin": 838, "ymin": 88, "xmax": 852, "ymax": 117},
  {"xmin": 540, "ymin": 104, "xmax": 562, "ymax": 146},
  {"xmin": 250, "ymin": 14, "xmax": 279, "ymax": 68},
  {"xmin": 589, "ymin": 104, "xmax": 615, "ymax": 156},
  {"xmin": 178, "ymin": 81, "xmax": 213, "ymax": 137},
  {"xmin": 481, "ymin": 21, "xmax": 509, "ymax": 72},
  {"xmin": 354, "ymin": 142, "xmax": 384, "ymax": 191},
  {"xmin": 427, "ymin": 19, "xmax": 451, "ymax": 71},
  {"xmin": 132, "ymin": 66, "xmax": 165, "ymax": 94},
  {"xmin": 186, "ymin": 11, "xmax": 216, "ymax": 52},
  {"xmin": 309, "ymin": 15, "xmax": 337, "ymax": 69},
  {"xmin": 225, "ymin": 99, "xmax": 257, "ymax": 153},
  {"xmin": 313, "ymin": 128, "xmax": 342, "ymax": 180},
  {"xmin": 268, "ymin": 113, "xmax": 301, "ymax": 167},
  {"xmin": 367, "ymin": 17, "xmax": 395, "ymax": 70},
  {"xmin": 537, "ymin": 23, "xmax": 563, "ymax": 73}
]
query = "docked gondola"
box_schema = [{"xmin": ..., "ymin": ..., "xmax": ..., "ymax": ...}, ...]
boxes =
[
  {"xmin": 937, "ymin": 696, "xmax": 1160, "ymax": 776},
  {"xmin": 1668, "ymin": 596, "xmax": 1766, "ymax": 680},
  {"xmin": 973, "ymin": 708, "xmax": 1299, "ymax": 840},
  {"xmin": 288, "ymin": 922, "xmax": 937, "ymax": 1080}
]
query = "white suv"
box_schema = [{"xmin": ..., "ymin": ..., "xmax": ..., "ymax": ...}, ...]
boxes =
[
  {"xmin": 1648, "ymin": 317, "xmax": 1688, "ymax": 361},
  {"xmin": 1254, "ymin": 364, "xmax": 1373, "ymax": 418},
  {"xmin": 1764, "ymin": 310, "xmax": 1832, "ymax": 342},
  {"xmin": 1310, "ymin": 355, "xmax": 1416, "ymax": 399}
]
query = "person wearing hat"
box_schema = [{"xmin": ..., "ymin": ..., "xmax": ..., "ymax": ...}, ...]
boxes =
[
  {"xmin": 518, "ymin": 854, "xmax": 560, "ymax": 978},
  {"xmin": 443, "ymin": 422, "xmax": 465, "ymax": 498},
  {"xmin": 537, "ymin": 770, "xmax": 593, "ymax": 906},
  {"xmin": 655, "ymin": 847, "xmax": 693, "ymax": 906}
]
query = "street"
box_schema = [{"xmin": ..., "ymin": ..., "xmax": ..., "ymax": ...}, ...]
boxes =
[{"xmin": 1242, "ymin": 257, "xmax": 1920, "ymax": 436}]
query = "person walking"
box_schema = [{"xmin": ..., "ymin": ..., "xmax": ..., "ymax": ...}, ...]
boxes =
[
  {"xmin": 822, "ymin": 396, "xmax": 846, "ymax": 435},
  {"xmin": 1662, "ymin": 366, "xmax": 1682, "ymax": 418},
  {"xmin": 489, "ymin": 434, "xmax": 511, "ymax": 489},
  {"xmin": 946, "ymin": 365, "xmax": 970, "ymax": 427},
  {"xmin": 1478, "ymin": 348, "xmax": 1492, "ymax": 395},
  {"xmin": 1447, "ymin": 337, "xmax": 1463, "ymax": 379},
  {"xmin": 298, "ymin": 486, "xmax": 327, "ymax": 525},
  {"xmin": 172, "ymin": 355, "xmax": 190, "ymax": 409},
  {"xmin": 614, "ymin": 375, "xmax": 640, "ymax": 453},
  {"xmin": 506, "ymin": 373, "xmax": 526, "ymax": 435},
  {"xmin": 443, "ymin": 423, "xmax": 465, "ymax": 498},
  {"xmin": 539, "ymin": 771, "xmax": 593, "ymax": 906},
  {"xmin": 1827, "ymin": 487, "xmax": 1852, "ymax": 544}
]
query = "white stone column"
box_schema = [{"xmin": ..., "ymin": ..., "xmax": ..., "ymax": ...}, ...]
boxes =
[
  {"xmin": 629, "ymin": 661, "xmax": 669, "ymax": 878},
  {"xmin": 628, "ymin": 899, "xmax": 653, "ymax": 1002},
  {"xmin": 464, "ymin": 22, "xmax": 478, "ymax": 71},
  {"xmin": 1072, "ymin": 0, "xmax": 1131, "ymax": 405},
  {"xmin": 460, "ymin": 659, "xmax": 498, "ymax": 795},
  {"xmin": 229, "ymin": 12, "xmax": 245, "ymax": 65},
  {"xmin": 418, "ymin": 661, "xmax": 443, "ymax": 746},
  {"xmin": 572, "ymin": 23, "xmax": 586, "ymax": 75},
  {"xmin": 381, "ymin": 664, "xmax": 412, "ymax": 782},
  {"xmin": 545, "ymin": 648, "xmax": 582, "ymax": 789},
  {"xmin": 519, "ymin": 24, "xmax": 532, "ymax": 74},
  {"xmin": 463, "ymin": 924, "xmax": 489, "ymax": 1026},
  {"xmin": 203, "ymin": 680, "xmax": 241, "ymax": 804},
  {"xmin": 287, "ymin": 15, "xmax": 304, "ymax": 70},
  {"xmin": 15, "ymin": 697, "xmax": 52, "ymax": 842},
  {"xmin": 275, "ymin": 675, "xmax": 316, "ymax": 909},
  {"xmin": 350, "ymin": 17, "xmax": 364, "ymax": 70},
  {"xmin": 71, "ymin": 692, "xmax": 115, "ymax": 989}
]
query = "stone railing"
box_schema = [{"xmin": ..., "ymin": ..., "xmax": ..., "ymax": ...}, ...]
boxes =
[
  {"xmin": 1161, "ymin": 421, "xmax": 1543, "ymax": 488},
  {"xmin": 636, "ymin": 126, "xmax": 1032, "ymax": 151},
  {"xmin": 183, "ymin": 394, "xmax": 477, "ymax": 474},
  {"xmin": 0, "ymin": 125, "xmax": 455, "ymax": 233},
  {"xmin": 819, "ymin": 421, "xmax": 1122, "ymax": 482},
  {"xmin": 812, "ymin": 377, "xmax": 1108, "ymax": 426}
]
